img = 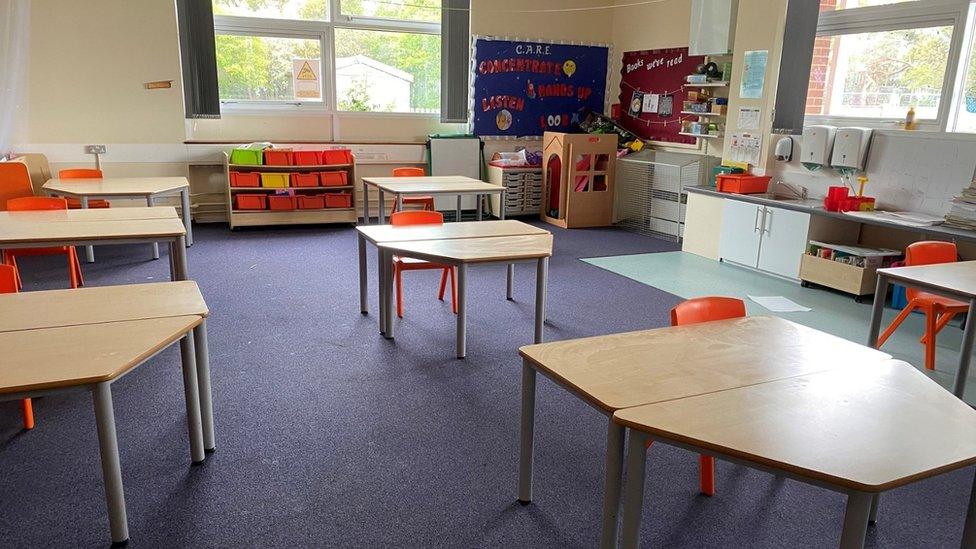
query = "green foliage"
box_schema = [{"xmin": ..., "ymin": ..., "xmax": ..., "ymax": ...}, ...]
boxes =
[{"xmin": 338, "ymin": 79, "xmax": 375, "ymax": 111}]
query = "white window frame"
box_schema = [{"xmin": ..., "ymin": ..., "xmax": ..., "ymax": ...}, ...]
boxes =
[
  {"xmin": 808, "ymin": 0, "xmax": 970, "ymax": 131},
  {"xmin": 213, "ymin": 0, "xmax": 441, "ymax": 115}
]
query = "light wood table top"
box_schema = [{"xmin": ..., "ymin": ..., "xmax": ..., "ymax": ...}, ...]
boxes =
[
  {"xmin": 357, "ymin": 220, "xmax": 548, "ymax": 244},
  {"xmin": 379, "ymin": 233, "xmax": 553, "ymax": 264},
  {"xmin": 878, "ymin": 260, "xmax": 976, "ymax": 298},
  {"xmin": 0, "ymin": 315, "xmax": 202, "ymax": 394},
  {"xmin": 519, "ymin": 316, "xmax": 892, "ymax": 413},
  {"xmin": 614, "ymin": 360, "xmax": 976, "ymax": 492},
  {"xmin": 0, "ymin": 282, "xmax": 207, "ymax": 333},
  {"xmin": 0, "ymin": 206, "xmax": 178, "ymax": 223},
  {"xmin": 43, "ymin": 177, "xmax": 189, "ymax": 197},
  {"xmin": 361, "ymin": 176, "xmax": 504, "ymax": 194},
  {"xmin": 0, "ymin": 217, "xmax": 185, "ymax": 246}
]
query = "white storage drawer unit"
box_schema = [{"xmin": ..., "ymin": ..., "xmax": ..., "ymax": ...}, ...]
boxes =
[{"xmin": 487, "ymin": 165, "xmax": 543, "ymax": 217}]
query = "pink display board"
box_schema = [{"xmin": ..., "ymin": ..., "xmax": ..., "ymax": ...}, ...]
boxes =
[{"xmin": 617, "ymin": 47, "xmax": 705, "ymax": 145}]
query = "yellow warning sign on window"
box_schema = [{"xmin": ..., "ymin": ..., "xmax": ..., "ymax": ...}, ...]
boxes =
[
  {"xmin": 291, "ymin": 59, "xmax": 322, "ymax": 100},
  {"xmin": 297, "ymin": 61, "xmax": 317, "ymax": 81}
]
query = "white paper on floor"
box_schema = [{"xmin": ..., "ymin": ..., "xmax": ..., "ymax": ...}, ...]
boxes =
[{"xmin": 747, "ymin": 295, "xmax": 812, "ymax": 313}]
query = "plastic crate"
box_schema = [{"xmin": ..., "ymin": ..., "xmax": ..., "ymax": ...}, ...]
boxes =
[
  {"xmin": 268, "ymin": 195, "xmax": 298, "ymax": 210},
  {"xmin": 319, "ymin": 171, "xmax": 348, "ymax": 187},
  {"xmin": 229, "ymin": 171, "xmax": 261, "ymax": 187},
  {"xmin": 322, "ymin": 149, "xmax": 352, "ymax": 165},
  {"xmin": 261, "ymin": 173, "xmax": 290, "ymax": 188},
  {"xmin": 298, "ymin": 195, "xmax": 326, "ymax": 209},
  {"xmin": 293, "ymin": 150, "xmax": 322, "ymax": 166},
  {"xmin": 291, "ymin": 172, "xmax": 320, "ymax": 187},
  {"xmin": 716, "ymin": 174, "xmax": 771, "ymax": 194},
  {"xmin": 324, "ymin": 193, "xmax": 352, "ymax": 208},
  {"xmin": 230, "ymin": 148, "xmax": 263, "ymax": 165},
  {"xmin": 263, "ymin": 150, "xmax": 293, "ymax": 166},
  {"xmin": 234, "ymin": 194, "xmax": 267, "ymax": 210}
]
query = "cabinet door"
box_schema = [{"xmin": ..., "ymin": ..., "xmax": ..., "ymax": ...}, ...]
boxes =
[
  {"xmin": 718, "ymin": 199, "xmax": 763, "ymax": 268},
  {"xmin": 757, "ymin": 206, "xmax": 811, "ymax": 279}
]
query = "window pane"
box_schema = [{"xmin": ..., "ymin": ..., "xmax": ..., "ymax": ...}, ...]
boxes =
[
  {"xmin": 216, "ymin": 35, "xmax": 323, "ymax": 102},
  {"xmin": 213, "ymin": 0, "xmax": 328, "ymax": 21},
  {"xmin": 806, "ymin": 26, "xmax": 950, "ymax": 119},
  {"xmin": 952, "ymin": 17, "xmax": 976, "ymax": 132},
  {"xmin": 340, "ymin": 0, "xmax": 440, "ymax": 23},
  {"xmin": 819, "ymin": 0, "xmax": 916, "ymax": 11},
  {"xmin": 334, "ymin": 29, "xmax": 440, "ymax": 113}
]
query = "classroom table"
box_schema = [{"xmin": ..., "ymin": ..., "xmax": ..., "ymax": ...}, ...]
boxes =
[
  {"xmin": 516, "ymin": 316, "xmax": 892, "ymax": 549},
  {"xmin": 0, "ymin": 205, "xmax": 178, "ymax": 222},
  {"xmin": 379, "ymin": 233, "xmax": 553, "ymax": 358},
  {"xmin": 360, "ymin": 175, "xmax": 507, "ymax": 225},
  {"xmin": 867, "ymin": 260, "xmax": 976, "ymax": 399},
  {"xmin": 0, "ymin": 216, "xmax": 190, "ymax": 280},
  {"xmin": 0, "ymin": 281, "xmax": 216, "ymax": 452},
  {"xmin": 0, "ymin": 315, "xmax": 208, "ymax": 545},
  {"xmin": 615, "ymin": 360, "xmax": 976, "ymax": 549},
  {"xmin": 43, "ymin": 176, "xmax": 192, "ymax": 262},
  {"xmin": 356, "ymin": 220, "xmax": 550, "ymax": 322}
]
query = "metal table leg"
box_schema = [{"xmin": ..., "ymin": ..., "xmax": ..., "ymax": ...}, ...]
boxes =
[
  {"xmin": 535, "ymin": 257, "xmax": 548, "ymax": 343},
  {"xmin": 363, "ymin": 183, "xmax": 371, "ymax": 224},
  {"xmin": 178, "ymin": 333, "xmax": 205, "ymax": 464},
  {"xmin": 456, "ymin": 263, "xmax": 467, "ymax": 358},
  {"xmin": 396, "ymin": 193, "xmax": 403, "ymax": 213},
  {"xmin": 92, "ymin": 382, "xmax": 128, "ymax": 545},
  {"xmin": 960, "ymin": 469, "xmax": 976, "ymax": 548},
  {"xmin": 378, "ymin": 190, "xmax": 386, "ymax": 224},
  {"xmin": 600, "ymin": 420, "xmax": 626, "ymax": 549},
  {"xmin": 619, "ymin": 430, "xmax": 649, "ymax": 549},
  {"xmin": 147, "ymin": 196, "xmax": 160, "ymax": 260},
  {"xmin": 517, "ymin": 358, "xmax": 537, "ymax": 503},
  {"xmin": 500, "ymin": 189, "xmax": 506, "ymax": 220},
  {"xmin": 80, "ymin": 196, "xmax": 95, "ymax": 263},
  {"xmin": 869, "ymin": 493, "xmax": 880, "ymax": 524},
  {"xmin": 867, "ymin": 274, "xmax": 890, "ymax": 347},
  {"xmin": 193, "ymin": 319, "xmax": 216, "ymax": 452},
  {"xmin": 385, "ymin": 249, "xmax": 395, "ymax": 340},
  {"xmin": 377, "ymin": 246, "xmax": 387, "ymax": 334},
  {"xmin": 954, "ymin": 297, "xmax": 976, "ymax": 398},
  {"xmin": 456, "ymin": 195, "xmax": 462, "ymax": 222},
  {"xmin": 476, "ymin": 194, "xmax": 483, "ymax": 221},
  {"xmin": 181, "ymin": 188, "xmax": 194, "ymax": 246},
  {"xmin": 839, "ymin": 491, "xmax": 872, "ymax": 549},
  {"xmin": 358, "ymin": 234, "xmax": 368, "ymax": 315},
  {"xmin": 507, "ymin": 266, "xmax": 515, "ymax": 301},
  {"xmin": 171, "ymin": 237, "xmax": 189, "ymax": 280}
]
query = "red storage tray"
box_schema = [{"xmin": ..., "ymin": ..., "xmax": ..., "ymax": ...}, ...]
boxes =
[
  {"xmin": 716, "ymin": 174, "xmax": 771, "ymax": 194},
  {"xmin": 298, "ymin": 195, "xmax": 326, "ymax": 209},
  {"xmin": 319, "ymin": 171, "xmax": 348, "ymax": 187},
  {"xmin": 230, "ymin": 172, "xmax": 261, "ymax": 188},
  {"xmin": 291, "ymin": 172, "xmax": 320, "ymax": 187},
  {"xmin": 322, "ymin": 149, "xmax": 352, "ymax": 165},
  {"xmin": 268, "ymin": 195, "xmax": 298, "ymax": 210},
  {"xmin": 324, "ymin": 193, "xmax": 352, "ymax": 208},
  {"xmin": 235, "ymin": 194, "xmax": 266, "ymax": 210},
  {"xmin": 263, "ymin": 150, "xmax": 293, "ymax": 166},
  {"xmin": 293, "ymin": 151, "xmax": 322, "ymax": 165}
]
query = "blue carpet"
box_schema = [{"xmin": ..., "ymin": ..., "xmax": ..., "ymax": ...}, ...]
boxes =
[{"xmin": 0, "ymin": 223, "xmax": 970, "ymax": 548}]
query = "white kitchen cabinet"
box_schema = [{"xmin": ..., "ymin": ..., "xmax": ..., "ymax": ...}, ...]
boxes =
[
  {"xmin": 718, "ymin": 200, "xmax": 811, "ymax": 280},
  {"xmin": 718, "ymin": 199, "xmax": 762, "ymax": 267},
  {"xmin": 690, "ymin": 0, "xmax": 737, "ymax": 56}
]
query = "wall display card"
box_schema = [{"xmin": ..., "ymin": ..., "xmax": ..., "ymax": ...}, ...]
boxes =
[
  {"xmin": 617, "ymin": 47, "xmax": 705, "ymax": 144},
  {"xmin": 642, "ymin": 93, "xmax": 659, "ymax": 113},
  {"xmin": 737, "ymin": 107, "xmax": 761, "ymax": 130},
  {"xmin": 629, "ymin": 91, "xmax": 644, "ymax": 117},
  {"xmin": 470, "ymin": 37, "xmax": 609, "ymax": 137},
  {"xmin": 729, "ymin": 132, "xmax": 763, "ymax": 166},
  {"xmin": 740, "ymin": 50, "xmax": 768, "ymax": 99}
]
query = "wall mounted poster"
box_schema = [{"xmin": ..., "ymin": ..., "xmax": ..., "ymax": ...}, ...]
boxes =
[
  {"xmin": 618, "ymin": 47, "xmax": 705, "ymax": 145},
  {"xmin": 471, "ymin": 37, "xmax": 609, "ymax": 137}
]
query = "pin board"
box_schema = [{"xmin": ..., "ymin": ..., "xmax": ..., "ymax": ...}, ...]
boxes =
[
  {"xmin": 617, "ymin": 47, "xmax": 706, "ymax": 145},
  {"xmin": 470, "ymin": 37, "xmax": 610, "ymax": 138}
]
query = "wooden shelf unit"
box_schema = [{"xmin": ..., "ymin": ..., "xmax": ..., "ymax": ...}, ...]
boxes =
[{"xmin": 224, "ymin": 153, "xmax": 358, "ymax": 229}]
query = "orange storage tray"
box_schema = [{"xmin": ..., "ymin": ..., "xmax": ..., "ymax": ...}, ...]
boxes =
[
  {"xmin": 298, "ymin": 195, "xmax": 326, "ymax": 209},
  {"xmin": 235, "ymin": 194, "xmax": 266, "ymax": 210},
  {"xmin": 324, "ymin": 193, "xmax": 352, "ymax": 208},
  {"xmin": 268, "ymin": 195, "xmax": 298, "ymax": 210},
  {"xmin": 319, "ymin": 171, "xmax": 348, "ymax": 186},
  {"xmin": 293, "ymin": 151, "xmax": 322, "ymax": 166},
  {"xmin": 263, "ymin": 150, "xmax": 293, "ymax": 166},
  {"xmin": 322, "ymin": 149, "xmax": 352, "ymax": 165},
  {"xmin": 716, "ymin": 174, "xmax": 771, "ymax": 194},
  {"xmin": 230, "ymin": 172, "xmax": 261, "ymax": 188},
  {"xmin": 291, "ymin": 173, "xmax": 320, "ymax": 187}
]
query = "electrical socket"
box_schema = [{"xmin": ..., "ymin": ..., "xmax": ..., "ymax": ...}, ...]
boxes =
[{"xmin": 85, "ymin": 145, "xmax": 107, "ymax": 154}]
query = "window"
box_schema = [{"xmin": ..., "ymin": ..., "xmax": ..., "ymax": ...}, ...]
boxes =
[{"xmin": 212, "ymin": 0, "xmax": 442, "ymax": 113}]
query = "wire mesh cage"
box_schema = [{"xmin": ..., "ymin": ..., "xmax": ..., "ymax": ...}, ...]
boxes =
[{"xmin": 614, "ymin": 151, "xmax": 705, "ymax": 241}]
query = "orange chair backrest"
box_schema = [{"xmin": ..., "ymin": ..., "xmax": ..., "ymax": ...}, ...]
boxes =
[
  {"xmin": 59, "ymin": 168, "xmax": 103, "ymax": 179},
  {"xmin": 670, "ymin": 296, "xmax": 746, "ymax": 327},
  {"xmin": 392, "ymin": 167, "xmax": 425, "ymax": 177},
  {"xmin": 905, "ymin": 241, "xmax": 958, "ymax": 301},
  {"xmin": 7, "ymin": 196, "xmax": 69, "ymax": 211},
  {"xmin": 390, "ymin": 210, "xmax": 443, "ymax": 226},
  {"xmin": 0, "ymin": 264, "xmax": 17, "ymax": 294},
  {"xmin": 0, "ymin": 161, "xmax": 34, "ymax": 211}
]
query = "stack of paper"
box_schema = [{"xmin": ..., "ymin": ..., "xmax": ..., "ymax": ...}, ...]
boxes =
[{"xmin": 945, "ymin": 172, "xmax": 976, "ymax": 229}]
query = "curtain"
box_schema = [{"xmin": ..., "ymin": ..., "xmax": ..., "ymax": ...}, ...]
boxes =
[
  {"xmin": 440, "ymin": 0, "xmax": 470, "ymax": 123},
  {"xmin": 0, "ymin": 0, "xmax": 29, "ymax": 158},
  {"xmin": 176, "ymin": 0, "xmax": 220, "ymax": 119}
]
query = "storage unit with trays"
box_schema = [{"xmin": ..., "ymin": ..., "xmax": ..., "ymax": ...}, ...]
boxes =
[
  {"xmin": 799, "ymin": 240, "xmax": 901, "ymax": 302},
  {"xmin": 487, "ymin": 165, "xmax": 543, "ymax": 217},
  {"xmin": 541, "ymin": 131, "xmax": 617, "ymax": 228},
  {"xmin": 224, "ymin": 147, "xmax": 357, "ymax": 229}
]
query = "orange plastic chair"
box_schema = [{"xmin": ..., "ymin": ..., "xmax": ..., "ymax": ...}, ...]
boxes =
[
  {"xmin": 391, "ymin": 167, "xmax": 435, "ymax": 213},
  {"xmin": 0, "ymin": 161, "xmax": 35, "ymax": 210},
  {"xmin": 658, "ymin": 296, "xmax": 747, "ymax": 497},
  {"xmin": 57, "ymin": 168, "xmax": 110, "ymax": 209},
  {"xmin": 876, "ymin": 241, "xmax": 967, "ymax": 371},
  {"xmin": 2, "ymin": 197, "xmax": 84, "ymax": 290},
  {"xmin": 390, "ymin": 210, "xmax": 457, "ymax": 318},
  {"xmin": 0, "ymin": 264, "xmax": 33, "ymax": 430}
]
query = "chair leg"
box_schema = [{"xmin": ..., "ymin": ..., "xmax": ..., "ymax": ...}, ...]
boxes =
[
  {"xmin": 699, "ymin": 455, "xmax": 715, "ymax": 496},
  {"xmin": 876, "ymin": 300, "xmax": 918, "ymax": 348},
  {"xmin": 67, "ymin": 253, "xmax": 80, "ymax": 289},
  {"xmin": 924, "ymin": 306, "xmax": 938, "ymax": 371},
  {"xmin": 70, "ymin": 247, "xmax": 84, "ymax": 287},
  {"xmin": 450, "ymin": 266, "xmax": 458, "ymax": 314},
  {"xmin": 21, "ymin": 399, "xmax": 34, "ymax": 430},
  {"xmin": 395, "ymin": 263, "xmax": 404, "ymax": 319},
  {"xmin": 921, "ymin": 311, "xmax": 958, "ymax": 344},
  {"xmin": 438, "ymin": 268, "xmax": 449, "ymax": 300}
]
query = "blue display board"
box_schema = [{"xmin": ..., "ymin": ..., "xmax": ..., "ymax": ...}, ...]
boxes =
[{"xmin": 471, "ymin": 38, "xmax": 609, "ymax": 137}]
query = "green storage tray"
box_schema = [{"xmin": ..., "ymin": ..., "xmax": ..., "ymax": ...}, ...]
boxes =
[{"xmin": 230, "ymin": 148, "xmax": 263, "ymax": 165}]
